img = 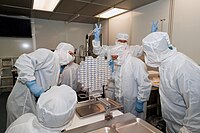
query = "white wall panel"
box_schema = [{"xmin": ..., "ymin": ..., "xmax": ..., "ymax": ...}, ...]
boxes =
[
  {"xmin": 131, "ymin": 0, "xmax": 169, "ymax": 45},
  {"xmin": 66, "ymin": 22, "xmax": 93, "ymax": 49},
  {"xmin": 0, "ymin": 37, "xmax": 33, "ymax": 57},
  {"xmin": 172, "ymin": 0, "xmax": 200, "ymax": 64},
  {"xmin": 101, "ymin": 20, "xmax": 109, "ymax": 45},
  {"xmin": 35, "ymin": 19, "xmax": 66, "ymax": 50},
  {"xmin": 108, "ymin": 12, "xmax": 133, "ymax": 45}
]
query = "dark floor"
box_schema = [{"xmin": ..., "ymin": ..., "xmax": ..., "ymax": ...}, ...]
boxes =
[{"xmin": 0, "ymin": 92, "xmax": 10, "ymax": 133}]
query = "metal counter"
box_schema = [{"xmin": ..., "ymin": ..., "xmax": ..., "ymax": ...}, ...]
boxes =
[{"xmin": 62, "ymin": 113, "xmax": 162, "ymax": 133}]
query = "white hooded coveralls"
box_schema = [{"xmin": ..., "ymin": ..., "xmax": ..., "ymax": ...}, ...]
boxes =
[
  {"xmin": 59, "ymin": 62, "xmax": 79, "ymax": 92},
  {"xmin": 6, "ymin": 48, "xmax": 60, "ymax": 127},
  {"xmin": 92, "ymin": 33, "xmax": 151, "ymax": 119},
  {"xmin": 142, "ymin": 32, "xmax": 200, "ymax": 133},
  {"xmin": 92, "ymin": 33, "xmax": 144, "ymax": 98},
  {"xmin": 119, "ymin": 53, "xmax": 151, "ymax": 119},
  {"xmin": 6, "ymin": 42, "xmax": 75, "ymax": 127},
  {"xmin": 5, "ymin": 85, "xmax": 77, "ymax": 133}
]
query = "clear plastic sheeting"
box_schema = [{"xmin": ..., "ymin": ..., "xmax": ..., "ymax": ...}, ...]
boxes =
[{"xmin": 78, "ymin": 56, "xmax": 112, "ymax": 96}]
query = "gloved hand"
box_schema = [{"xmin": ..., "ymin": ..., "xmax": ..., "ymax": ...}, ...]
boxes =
[
  {"xmin": 151, "ymin": 21, "xmax": 158, "ymax": 32},
  {"xmin": 94, "ymin": 23, "xmax": 101, "ymax": 42},
  {"xmin": 26, "ymin": 80, "xmax": 44, "ymax": 97},
  {"xmin": 109, "ymin": 60, "xmax": 114, "ymax": 73},
  {"xmin": 135, "ymin": 99, "xmax": 144, "ymax": 113},
  {"xmin": 60, "ymin": 65, "xmax": 65, "ymax": 74}
]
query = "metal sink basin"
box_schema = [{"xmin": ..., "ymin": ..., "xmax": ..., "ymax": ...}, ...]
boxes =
[{"xmin": 76, "ymin": 98, "xmax": 122, "ymax": 118}]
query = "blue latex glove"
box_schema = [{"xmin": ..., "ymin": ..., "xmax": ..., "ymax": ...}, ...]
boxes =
[
  {"xmin": 60, "ymin": 65, "xmax": 65, "ymax": 74},
  {"xmin": 26, "ymin": 80, "xmax": 44, "ymax": 97},
  {"xmin": 135, "ymin": 99, "xmax": 144, "ymax": 113},
  {"xmin": 94, "ymin": 23, "xmax": 101, "ymax": 42},
  {"xmin": 109, "ymin": 60, "xmax": 114, "ymax": 73},
  {"xmin": 151, "ymin": 21, "xmax": 158, "ymax": 32}
]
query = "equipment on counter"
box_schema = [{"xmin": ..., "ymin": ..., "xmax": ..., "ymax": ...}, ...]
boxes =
[
  {"xmin": 78, "ymin": 56, "xmax": 111, "ymax": 97},
  {"xmin": 76, "ymin": 56, "xmax": 123, "ymax": 118}
]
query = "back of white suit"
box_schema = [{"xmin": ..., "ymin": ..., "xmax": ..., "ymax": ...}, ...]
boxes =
[
  {"xmin": 120, "ymin": 54, "xmax": 151, "ymax": 119},
  {"xmin": 6, "ymin": 48, "xmax": 60, "ymax": 127},
  {"xmin": 59, "ymin": 62, "xmax": 79, "ymax": 91}
]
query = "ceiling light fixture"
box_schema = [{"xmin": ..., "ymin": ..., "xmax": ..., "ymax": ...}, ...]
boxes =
[
  {"xmin": 95, "ymin": 8, "xmax": 128, "ymax": 19},
  {"xmin": 33, "ymin": 0, "xmax": 60, "ymax": 11}
]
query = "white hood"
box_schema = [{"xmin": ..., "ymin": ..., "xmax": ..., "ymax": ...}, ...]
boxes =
[
  {"xmin": 54, "ymin": 42, "xmax": 75, "ymax": 66},
  {"xmin": 36, "ymin": 84, "xmax": 77, "ymax": 128},
  {"xmin": 142, "ymin": 32, "xmax": 177, "ymax": 67}
]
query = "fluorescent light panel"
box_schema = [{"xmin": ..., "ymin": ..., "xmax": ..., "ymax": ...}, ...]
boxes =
[
  {"xmin": 95, "ymin": 8, "xmax": 128, "ymax": 19},
  {"xmin": 33, "ymin": 0, "xmax": 60, "ymax": 11}
]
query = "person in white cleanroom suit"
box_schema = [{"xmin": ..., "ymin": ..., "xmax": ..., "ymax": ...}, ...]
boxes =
[
  {"xmin": 142, "ymin": 32, "xmax": 200, "ymax": 133},
  {"xmin": 92, "ymin": 24, "xmax": 143, "ymax": 61},
  {"xmin": 59, "ymin": 62, "xmax": 79, "ymax": 92},
  {"xmin": 92, "ymin": 24, "xmax": 151, "ymax": 119},
  {"xmin": 5, "ymin": 84, "xmax": 77, "ymax": 133},
  {"xmin": 6, "ymin": 42, "xmax": 75, "ymax": 127}
]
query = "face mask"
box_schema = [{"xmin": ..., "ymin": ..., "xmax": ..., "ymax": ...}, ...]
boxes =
[
  {"xmin": 56, "ymin": 50, "xmax": 75, "ymax": 66},
  {"xmin": 69, "ymin": 55, "xmax": 75, "ymax": 63},
  {"xmin": 111, "ymin": 51, "xmax": 125, "ymax": 66}
]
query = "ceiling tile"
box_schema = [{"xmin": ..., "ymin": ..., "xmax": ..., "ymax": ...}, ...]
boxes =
[
  {"xmin": 79, "ymin": 4, "xmax": 109, "ymax": 16},
  {"xmin": 70, "ymin": 15, "xmax": 103, "ymax": 24},
  {"xmin": 93, "ymin": 0, "xmax": 125, "ymax": 6},
  {"xmin": 0, "ymin": 6, "xmax": 31, "ymax": 17},
  {"xmin": 116, "ymin": 0, "xmax": 158, "ymax": 10},
  {"xmin": 31, "ymin": 10, "xmax": 52, "ymax": 20},
  {"xmin": 50, "ymin": 13, "xmax": 72, "ymax": 21},
  {"xmin": 0, "ymin": 0, "xmax": 33, "ymax": 8},
  {"xmin": 55, "ymin": 0, "xmax": 87, "ymax": 14},
  {"xmin": 75, "ymin": 0, "xmax": 93, "ymax": 2},
  {"xmin": 0, "ymin": 0, "xmax": 158, "ymax": 24}
]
